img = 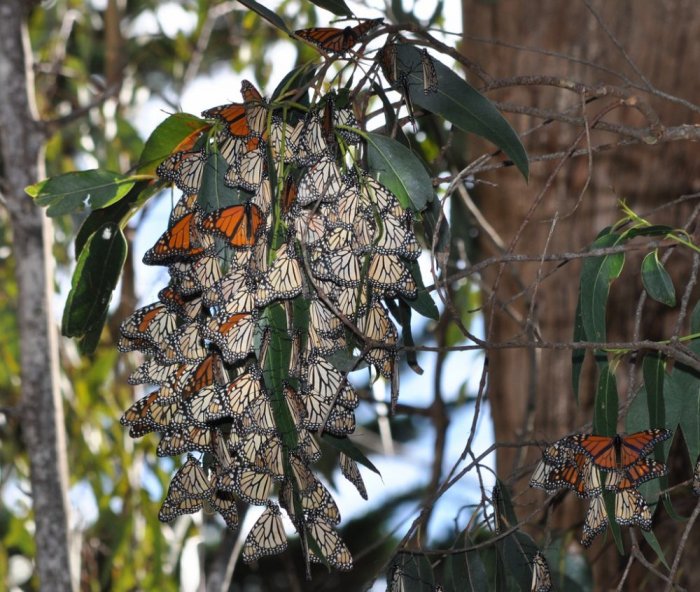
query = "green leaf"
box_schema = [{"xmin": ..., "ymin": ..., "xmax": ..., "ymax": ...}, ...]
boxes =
[
  {"xmin": 31, "ymin": 170, "xmax": 135, "ymax": 217},
  {"xmin": 642, "ymin": 354, "xmax": 666, "ymax": 436},
  {"xmin": 388, "ymin": 554, "xmax": 434, "ymax": 592},
  {"xmin": 579, "ymin": 231, "xmax": 625, "ymax": 343},
  {"xmin": 394, "ymin": 44, "xmax": 529, "ymax": 180},
  {"xmin": 307, "ymin": 0, "xmax": 353, "ymax": 17},
  {"xmin": 136, "ymin": 113, "xmax": 209, "ymax": 174},
  {"xmin": 593, "ymin": 360, "xmax": 618, "ymax": 436},
  {"xmin": 62, "ymin": 223, "xmax": 127, "ymax": 339},
  {"xmin": 74, "ymin": 180, "xmax": 153, "ymax": 256},
  {"xmin": 443, "ymin": 538, "xmax": 488, "ymax": 592},
  {"xmin": 236, "ymin": 0, "xmax": 290, "ymax": 33},
  {"xmin": 366, "ymin": 133, "xmax": 435, "ymax": 211},
  {"xmin": 572, "ymin": 297, "xmax": 586, "ymax": 402},
  {"xmin": 624, "ymin": 224, "xmax": 675, "ymax": 239},
  {"xmin": 198, "ymin": 152, "xmax": 249, "ymax": 212},
  {"xmin": 603, "ymin": 490, "xmax": 624, "ymax": 553},
  {"xmin": 641, "ymin": 529, "xmax": 670, "ymax": 570},
  {"xmin": 664, "ymin": 340, "xmax": 700, "ymax": 462},
  {"xmin": 641, "ymin": 250, "xmax": 676, "ymax": 306},
  {"xmin": 691, "ymin": 299, "xmax": 700, "ymax": 334},
  {"xmin": 500, "ymin": 531, "xmax": 538, "ymax": 592},
  {"xmin": 403, "ymin": 260, "xmax": 439, "ymax": 320},
  {"xmin": 493, "ymin": 480, "xmax": 518, "ymax": 530},
  {"xmin": 322, "ymin": 434, "xmax": 380, "ymax": 475},
  {"xmin": 385, "ymin": 299, "xmax": 422, "ymax": 374},
  {"xmin": 271, "ymin": 64, "xmax": 317, "ymax": 105}
]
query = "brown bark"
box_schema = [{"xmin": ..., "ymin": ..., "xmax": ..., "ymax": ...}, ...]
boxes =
[
  {"xmin": 460, "ymin": 0, "xmax": 700, "ymax": 589},
  {"xmin": 0, "ymin": 2, "xmax": 74, "ymax": 591}
]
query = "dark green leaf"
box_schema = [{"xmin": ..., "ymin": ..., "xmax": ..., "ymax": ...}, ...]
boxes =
[
  {"xmin": 199, "ymin": 152, "xmax": 249, "ymax": 212},
  {"xmin": 31, "ymin": 170, "xmax": 135, "ymax": 217},
  {"xmin": 322, "ymin": 434, "xmax": 380, "ymax": 475},
  {"xmin": 593, "ymin": 360, "xmax": 618, "ymax": 436},
  {"xmin": 62, "ymin": 223, "xmax": 127, "ymax": 339},
  {"xmin": 443, "ymin": 538, "xmax": 488, "ymax": 592},
  {"xmin": 663, "ymin": 340, "xmax": 700, "ymax": 463},
  {"xmin": 643, "ymin": 354, "xmax": 666, "ymax": 437},
  {"xmin": 77, "ymin": 311, "xmax": 108, "ymax": 355},
  {"xmin": 603, "ymin": 491, "xmax": 624, "ymax": 553},
  {"xmin": 271, "ymin": 64, "xmax": 317, "ymax": 105},
  {"xmin": 389, "ymin": 554, "xmax": 434, "ymax": 592},
  {"xmin": 366, "ymin": 133, "xmax": 435, "ymax": 211},
  {"xmin": 421, "ymin": 196, "xmax": 451, "ymax": 264},
  {"xmin": 641, "ymin": 250, "xmax": 676, "ymax": 306},
  {"xmin": 579, "ymin": 232, "xmax": 625, "ymax": 343},
  {"xmin": 501, "ymin": 531, "xmax": 538, "ymax": 592},
  {"xmin": 307, "ymin": 0, "xmax": 353, "ymax": 17},
  {"xmin": 493, "ymin": 480, "xmax": 518, "ymax": 531},
  {"xmin": 136, "ymin": 113, "xmax": 209, "ymax": 174},
  {"xmin": 385, "ymin": 299, "xmax": 422, "ymax": 374},
  {"xmin": 624, "ymin": 225, "xmax": 675, "ymax": 239},
  {"xmin": 641, "ymin": 529, "xmax": 670, "ymax": 570},
  {"xmin": 236, "ymin": 0, "xmax": 290, "ymax": 33},
  {"xmin": 74, "ymin": 180, "xmax": 153, "ymax": 256},
  {"xmin": 691, "ymin": 299, "xmax": 700, "ymax": 334},
  {"xmin": 394, "ymin": 44, "xmax": 528, "ymax": 180},
  {"xmin": 405, "ymin": 260, "xmax": 439, "ymax": 320},
  {"xmin": 572, "ymin": 297, "xmax": 586, "ymax": 401}
]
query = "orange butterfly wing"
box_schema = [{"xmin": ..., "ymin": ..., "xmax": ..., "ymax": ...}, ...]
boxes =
[
  {"xmin": 202, "ymin": 103, "xmax": 250, "ymax": 137},
  {"xmin": 618, "ymin": 428, "xmax": 671, "ymax": 467},
  {"xmin": 199, "ymin": 204, "xmax": 263, "ymax": 247}
]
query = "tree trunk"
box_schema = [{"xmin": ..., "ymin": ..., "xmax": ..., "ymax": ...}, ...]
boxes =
[
  {"xmin": 0, "ymin": 2, "xmax": 75, "ymax": 590},
  {"xmin": 461, "ymin": 0, "xmax": 700, "ymax": 588}
]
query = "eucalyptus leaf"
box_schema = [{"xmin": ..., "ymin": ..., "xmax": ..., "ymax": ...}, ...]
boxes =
[
  {"xmin": 641, "ymin": 250, "xmax": 676, "ymax": 306},
  {"xmin": 236, "ymin": 0, "xmax": 290, "ymax": 33}
]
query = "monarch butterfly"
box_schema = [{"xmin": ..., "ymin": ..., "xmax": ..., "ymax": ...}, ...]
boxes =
[
  {"xmin": 323, "ymin": 404, "xmax": 356, "ymax": 436},
  {"xmin": 339, "ymin": 452, "xmax": 368, "ymax": 500},
  {"xmin": 693, "ymin": 455, "xmax": 700, "ymax": 496},
  {"xmin": 202, "ymin": 102, "xmax": 251, "ymax": 137},
  {"xmin": 305, "ymin": 514, "xmax": 353, "ymax": 571},
  {"xmin": 571, "ymin": 428, "xmax": 671, "ymax": 471},
  {"xmin": 335, "ymin": 284, "xmax": 369, "ymax": 319},
  {"xmin": 298, "ymin": 110, "xmax": 329, "ymax": 160},
  {"xmin": 546, "ymin": 452, "xmax": 602, "ymax": 498},
  {"xmin": 198, "ymin": 203, "xmax": 264, "ymax": 248},
  {"xmin": 157, "ymin": 425, "xmax": 213, "ymax": 457},
  {"xmin": 333, "ymin": 104, "xmax": 361, "ymax": 145},
  {"xmin": 294, "ymin": 208, "xmax": 329, "ymax": 247},
  {"xmin": 378, "ymin": 41, "xmax": 399, "ymax": 85},
  {"xmin": 605, "ymin": 458, "xmax": 668, "ymax": 491},
  {"xmin": 304, "ymin": 356, "xmax": 357, "ymax": 409},
  {"xmin": 581, "ymin": 494, "xmax": 608, "ymax": 547},
  {"xmin": 158, "ymin": 286, "xmax": 203, "ymax": 320},
  {"xmin": 241, "ymin": 79, "xmax": 268, "ymax": 137},
  {"xmin": 361, "ymin": 176, "xmax": 408, "ymax": 221},
  {"xmin": 420, "ymin": 48, "xmax": 439, "ymax": 94},
  {"xmin": 615, "ymin": 487, "xmax": 652, "ymax": 530},
  {"xmin": 176, "ymin": 352, "xmax": 226, "ymax": 401},
  {"xmin": 324, "ymin": 226, "xmax": 354, "ymax": 251},
  {"xmin": 202, "ymin": 268, "xmax": 252, "ymax": 308},
  {"xmin": 242, "ymin": 502, "xmax": 287, "ymax": 563},
  {"xmin": 297, "ymin": 156, "xmax": 343, "ymax": 206},
  {"xmin": 225, "ymin": 148, "xmax": 266, "ymax": 193},
  {"xmin": 157, "ymin": 149, "xmax": 208, "ymax": 194},
  {"xmin": 167, "ymin": 262, "xmax": 201, "ymax": 296},
  {"xmin": 158, "ymin": 455, "xmax": 212, "ymax": 522},
  {"xmin": 299, "ymin": 429, "xmax": 322, "ymax": 464},
  {"xmin": 373, "ymin": 214, "xmax": 421, "ymax": 260},
  {"xmin": 313, "ymin": 248, "xmax": 361, "ymax": 288},
  {"xmin": 203, "ymin": 311, "xmax": 256, "ymax": 364},
  {"xmin": 252, "ymin": 177, "xmax": 273, "ymax": 217},
  {"xmin": 209, "ymin": 488, "xmax": 240, "ymax": 530},
  {"xmin": 185, "ymin": 384, "xmax": 233, "ymax": 427},
  {"xmin": 300, "ymin": 478, "xmax": 341, "ymax": 525},
  {"xmin": 308, "ymin": 298, "xmax": 342, "ymax": 337},
  {"xmin": 190, "ymin": 254, "xmax": 223, "ymax": 290},
  {"xmin": 224, "ymin": 466, "xmax": 274, "ymax": 505},
  {"xmin": 529, "ymin": 458, "xmax": 565, "ymax": 492},
  {"xmin": 530, "ymin": 551, "xmax": 552, "ymax": 592},
  {"xmin": 308, "ymin": 322, "xmax": 346, "ymax": 357},
  {"xmin": 269, "ymin": 117, "xmax": 304, "ymax": 163},
  {"xmin": 160, "ymin": 322, "xmax": 208, "ymax": 365},
  {"xmin": 143, "ymin": 212, "xmax": 208, "ymax": 265},
  {"xmin": 255, "ymin": 243, "xmax": 303, "ymax": 306},
  {"xmin": 169, "ymin": 193, "xmax": 199, "ymax": 224},
  {"xmin": 120, "ymin": 303, "xmax": 177, "ymax": 347},
  {"xmin": 367, "ymin": 252, "xmax": 417, "ymax": 297},
  {"xmin": 128, "ymin": 358, "xmax": 179, "ymax": 387},
  {"xmin": 295, "ymin": 18, "xmax": 383, "ymax": 54}
]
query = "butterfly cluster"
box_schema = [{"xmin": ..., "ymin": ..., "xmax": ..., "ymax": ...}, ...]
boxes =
[
  {"xmin": 530, "ymin": 429, "xmax": 671, "ymax": 547},
  {"xmin": 118, "ymin": 78, "xmax": 424, "ymax": 571}
]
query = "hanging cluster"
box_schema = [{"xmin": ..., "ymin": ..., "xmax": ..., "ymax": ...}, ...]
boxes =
[
  {"xmin": 530, "ymin": 429, "xmax": 670, "ymax": 547},
  {"xmin": 118, "ymin": 78, "xmax": 422, "ymax": 570}
]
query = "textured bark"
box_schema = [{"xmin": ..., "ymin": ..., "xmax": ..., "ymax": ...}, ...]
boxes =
[
  {"xmin": 460, "ymin": 0, "xmax": 700, "ymax": 589},
  {"xmin": 0, "ymin": 2, "xmax": 74, "ymax": 591}
]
